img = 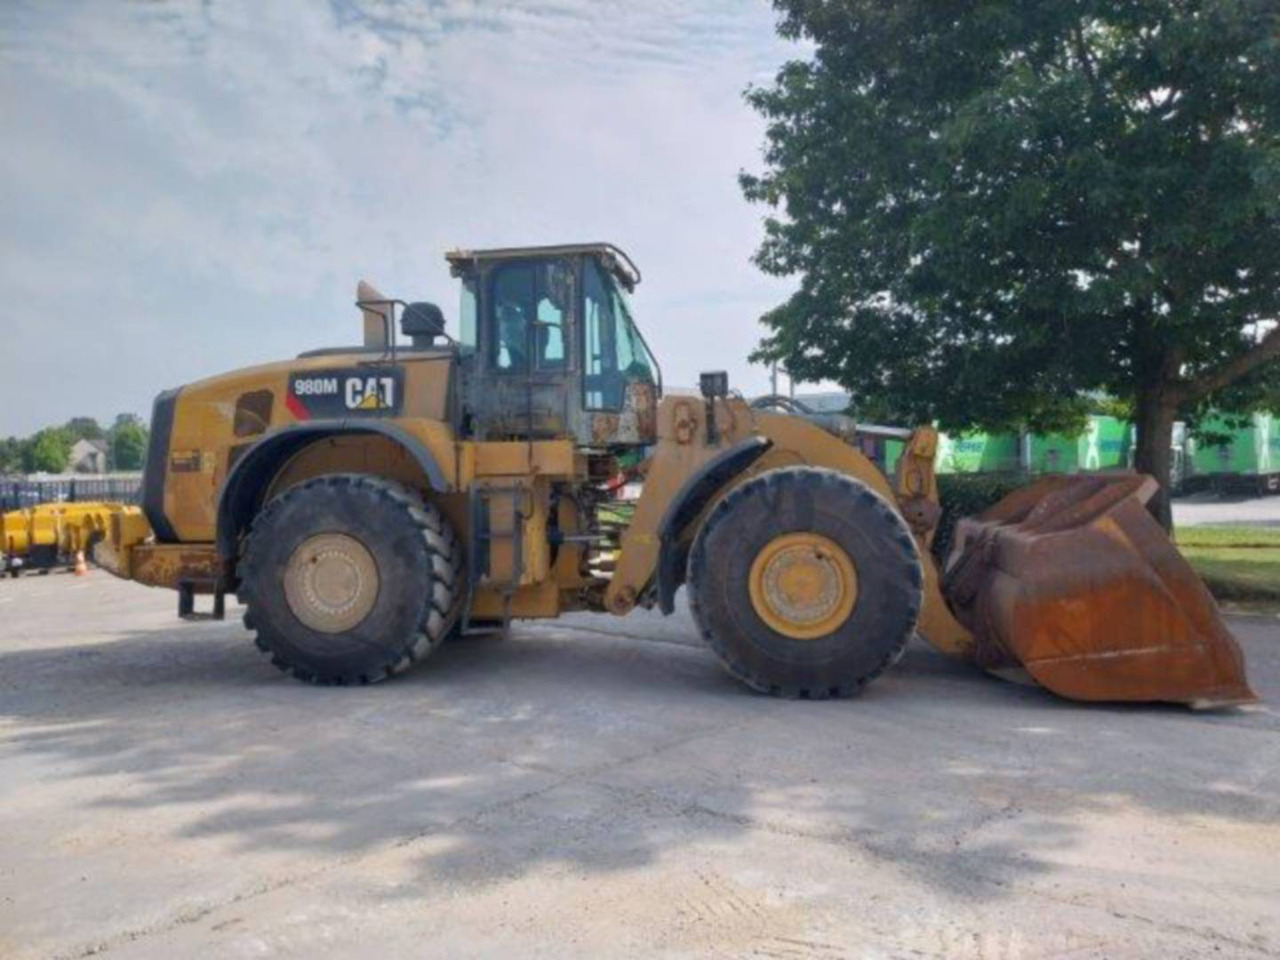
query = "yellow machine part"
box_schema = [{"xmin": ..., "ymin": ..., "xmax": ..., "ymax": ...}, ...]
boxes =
[{"xmin": 1, "ymin": 502, "xmax": 146, "ymax": 569}]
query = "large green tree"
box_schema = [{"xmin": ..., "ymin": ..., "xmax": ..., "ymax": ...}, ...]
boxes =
[{"xmin": 744, "ymin": 0, "xmax": 1280, "ymax": 526}]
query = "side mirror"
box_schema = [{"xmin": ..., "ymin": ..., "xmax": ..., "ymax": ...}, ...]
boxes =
[
  {"xmin": 699, "ymin": 370, "xmax": 729, "ymax": 399},
  {"xmin": 401, "ymin": 302, "xmax": 446, "ymax": 347}
]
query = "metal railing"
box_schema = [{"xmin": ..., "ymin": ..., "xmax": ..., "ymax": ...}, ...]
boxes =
[{"xmin": 0, "ymin": 476, "xmax": 143, "ymax": 512}]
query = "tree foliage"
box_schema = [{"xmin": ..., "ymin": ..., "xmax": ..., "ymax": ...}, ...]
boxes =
[
  {"xmin": 0, "ymin": 415, "xmax": 147, "ymax": 476},
  {"xmin": 109, "ymin": 419, "xmax": 148, "ymax": 471},
  {"xmin": 743, "ymin": 0, "xmax": 1280, "ymax": 522},
  {"xmin": 23, "ymin": 428, "xmax": 72, "ymax": 474},
  {"xmin": 64, "ymin": 417, "xmax": 104, "ymax": 442},
  {"xmin": 0, "ymin": 437, "xmax": 24, "ymax": 474}
]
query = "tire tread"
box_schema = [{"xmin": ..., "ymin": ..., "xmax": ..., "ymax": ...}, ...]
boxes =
[
  {"xmin": 688, "ymin": 466, "xmax": 922, "ymax": 699},
  {"xmin": 236, "ymin": 474, "xmax": 462, "ymax": 685}
]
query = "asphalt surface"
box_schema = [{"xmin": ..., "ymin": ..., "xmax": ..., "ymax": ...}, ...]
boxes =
[
  {"xmin": 1173, "ymin": 492, "xmax": 1280, "ymax": 527},
  {"xmin": 0, "ymin": 573, "xmax": 1277, "ymax": 960}
]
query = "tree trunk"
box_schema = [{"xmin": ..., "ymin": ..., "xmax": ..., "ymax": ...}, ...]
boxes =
[{"xmin": 1133, "ymin": 388, "xmax": 1177, "ymax": 532}]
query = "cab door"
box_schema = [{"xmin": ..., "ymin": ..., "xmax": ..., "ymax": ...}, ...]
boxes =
[
  {"xmin": 578, "ymin": 258, "xmax": 658, "ymax": 447},
  {"xmin": 470, "ymin": 257, "xmax": 576, "ymax": 439}
]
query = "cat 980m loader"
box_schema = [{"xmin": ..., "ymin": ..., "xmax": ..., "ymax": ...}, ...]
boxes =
[{"xmin": 95, "ymin": 243, "xmax": 1255, "ymax": 706}]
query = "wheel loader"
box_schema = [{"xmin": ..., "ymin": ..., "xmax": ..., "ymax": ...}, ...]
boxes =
[{"xmin": 94, "ymin": 243, "xmax": 1255, "ymax": 706}]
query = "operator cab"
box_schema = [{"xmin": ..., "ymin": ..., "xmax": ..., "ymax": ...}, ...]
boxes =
[{"xmin": 446, "ymin": 243, "xmax": 661, "ymax": 447}]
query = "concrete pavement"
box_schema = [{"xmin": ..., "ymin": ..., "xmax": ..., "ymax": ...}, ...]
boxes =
[{"xmin": 0, "ymin": 573, "xmax": 1277, "ymax": 959}]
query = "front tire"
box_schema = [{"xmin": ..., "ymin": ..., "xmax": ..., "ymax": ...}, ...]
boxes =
[
  {"xmin": 688, "ymin": 467, "xmax": 923, "ymax": 698},
  {"xmin": 237, "ymin": 474, "xmax": 462, "ymax": 684}
]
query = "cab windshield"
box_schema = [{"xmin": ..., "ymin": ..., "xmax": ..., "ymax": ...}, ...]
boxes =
[{"xmin": 582, "ymin": 260, "xmax": 659, "ymax": 411}]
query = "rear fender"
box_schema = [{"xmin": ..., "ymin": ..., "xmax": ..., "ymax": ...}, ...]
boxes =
[{"xmin": 215, "ymin": 422, "xmax": 449, "ymax": 563}]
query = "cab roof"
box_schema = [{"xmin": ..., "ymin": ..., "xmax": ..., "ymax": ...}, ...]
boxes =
[{"xmin": 444, "ymin": 242, "xmax": 641, "ymax": 291}]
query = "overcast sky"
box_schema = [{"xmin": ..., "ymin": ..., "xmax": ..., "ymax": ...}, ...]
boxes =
[{"xmin": 0, "ymin": 0, "xmax": 806, "ymax": 437}]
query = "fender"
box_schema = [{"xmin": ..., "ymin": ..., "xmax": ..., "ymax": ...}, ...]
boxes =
[
  {"xmin": 654, "ymin": 435, "xmax": 772, "ymax": 614},
  {"xmin": 215, "ymin": 421, "xmax": 449, "ymax": 560}
]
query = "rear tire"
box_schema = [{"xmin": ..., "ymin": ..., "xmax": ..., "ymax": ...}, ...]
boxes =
[
  {"xmin": 237, "ymin": 474, "xmax": 462, "ymax": 685},
  {"xmin": 688, "ymin": 467, "xmax": 922, "ymax": 698}
]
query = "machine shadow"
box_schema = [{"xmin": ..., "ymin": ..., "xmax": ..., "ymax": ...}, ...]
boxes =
[{"xmin": 0, "ymin": 614, "xmax": 1275, "ymax": 904}]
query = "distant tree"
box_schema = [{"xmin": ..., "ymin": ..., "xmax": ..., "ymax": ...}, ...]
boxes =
[
  {"xmin": 24, "ymin": 428, "xmax": 72, "ymax": 474},
  {"xmin": 109, "ymin": 419, "xmax": 148, "ymax": 471},
  {"xmin": 63, "ymin": 417, "xmax": 104, "ymax": 442},
  {"xmin": 744, "ymin": 0, "xmax": 1280, "ymax": 527},
  {"xmin": 0, "ymin": 437, "xmax": 24, "ymax": 474}
]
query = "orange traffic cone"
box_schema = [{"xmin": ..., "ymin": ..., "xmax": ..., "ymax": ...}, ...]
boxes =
[{"xmin": 73, "ymin": 551, "xmax": 88, "ymax": 576}]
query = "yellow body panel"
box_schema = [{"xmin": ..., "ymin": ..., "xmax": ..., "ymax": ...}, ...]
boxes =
[
  {"xmin": 465, "ymin": 440, "xmax": 577, "ymax": 482},
  {"xmin": 161, "ymin": 352, "xmax": 590, "ymax": 615},
  {"xmin": 161, "ymin": 353, "xmax": 457, "ymax": 542}
]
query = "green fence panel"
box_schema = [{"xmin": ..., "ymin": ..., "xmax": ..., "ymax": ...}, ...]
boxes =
[
  {"xmin": 1189, "ymin": 413, "xmax": 1277, "ymax": 476},
  {"xmin": 936, "ymin": 432, "xmax": 1021, "ymax": 474},
  {"xmin": 1029, "ymin": 416, "xmax": 1132, "ymax": 474},
  {"xmin": 884, "ymin": 439, "xmax": 904, "ymax": 476}
]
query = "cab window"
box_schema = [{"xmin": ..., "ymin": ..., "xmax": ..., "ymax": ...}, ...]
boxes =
[
  {"xmin": 458, "ymin": 277, "xmax": 477, "ymax": 355},
  {"xmin": 489, "ymin": 260, "xmax": 570, "ymax": 373},
  {"xmin": 583, "ymin": 261, "xmax": 653, "ymax": 409}
]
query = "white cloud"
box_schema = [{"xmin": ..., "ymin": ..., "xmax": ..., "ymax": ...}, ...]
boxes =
[{"xmin": 0, "ymin": 0, "xmax": 799, "ymax": 435}]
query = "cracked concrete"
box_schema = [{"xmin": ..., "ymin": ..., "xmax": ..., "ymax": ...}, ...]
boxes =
[{"xmin": 1, "ymin": 573, "xmax": 1277, "ymax": 959}]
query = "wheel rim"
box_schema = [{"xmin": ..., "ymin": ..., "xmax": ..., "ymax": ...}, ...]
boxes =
[
  {"xmin": 748, "ymin": 532, "xmax": 859, "ymax": 640},
  {"xmin": 283, "ymin": 533, "xmax": 379, "ymax": 634}
]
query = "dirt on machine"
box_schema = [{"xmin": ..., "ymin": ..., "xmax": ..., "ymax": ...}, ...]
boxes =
[{"xmin": 91, "ymin": 242, "xmax": 1254, "ymax": 707}]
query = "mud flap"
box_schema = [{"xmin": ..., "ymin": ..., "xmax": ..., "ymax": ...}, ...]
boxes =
[{"xmin": 943, "ymin": 474, "xmax": 1257, "ymax": 708}]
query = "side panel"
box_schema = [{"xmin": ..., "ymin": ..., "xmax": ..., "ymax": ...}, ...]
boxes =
[
  {"xmin": 152, "ymin": 352, "xmax": 456, "ymax": 543},
  {"xmin": 1190, "ymin": 412, "xmax": 1276, "ymax": 477},
  {"xmin": 461, "ymin": 439, "xmax": 581, "ymax": 620}
]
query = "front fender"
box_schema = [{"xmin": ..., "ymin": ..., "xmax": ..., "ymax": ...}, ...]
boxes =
[{"xmin": 654, "ymin": 436, "xmax": 772, "ymax": 614}]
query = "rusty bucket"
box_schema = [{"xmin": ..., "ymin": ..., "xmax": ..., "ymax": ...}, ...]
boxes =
[{"xmin": 943, "ymin": 474, "xmax": 1257, "ymax": 708}]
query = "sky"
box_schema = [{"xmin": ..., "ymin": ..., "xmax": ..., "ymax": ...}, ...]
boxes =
[{"xmin": 0, "ymin": 0, "xmax": 807, "ymax": 437}]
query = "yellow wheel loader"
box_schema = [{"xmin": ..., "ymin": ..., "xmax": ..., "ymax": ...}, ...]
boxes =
[{"xmin": 95, "ymin": 243, "xmax": 1255, "ymax": 705}]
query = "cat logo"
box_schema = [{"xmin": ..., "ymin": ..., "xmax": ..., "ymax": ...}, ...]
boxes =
[
  {"xmin": 286, "ymin": 367, "xmax": 403, "ymax": 420},
  {"xmin": 345, "ymin": 376, "xmax": 396, "ymax": 411}
]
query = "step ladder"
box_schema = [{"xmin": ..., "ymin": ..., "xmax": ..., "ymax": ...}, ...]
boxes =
[{"xmin": 464, "ymin": 484, "xmax": 527, "ymax": 635}]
